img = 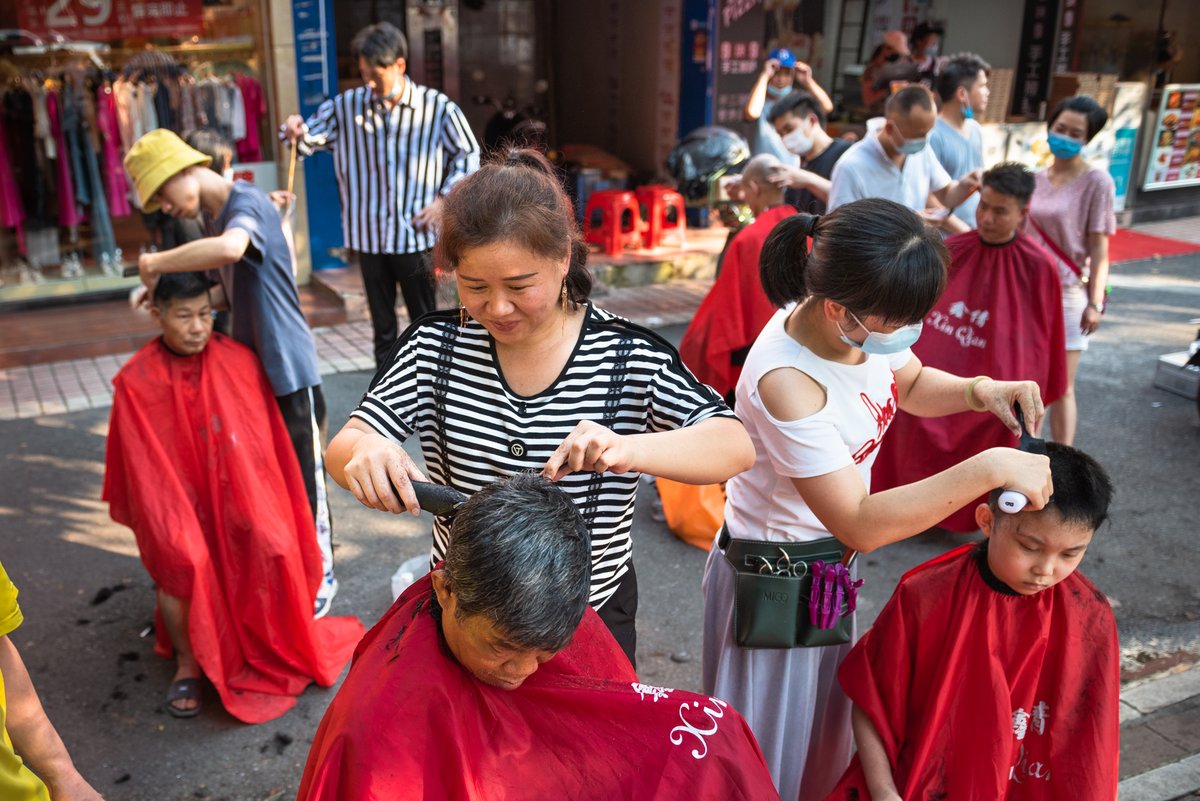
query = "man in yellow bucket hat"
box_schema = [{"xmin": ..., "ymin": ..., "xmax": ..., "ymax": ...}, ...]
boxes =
[{"xmin": 124, "ymin": 129, "xmax": 340, "ymax": 619}]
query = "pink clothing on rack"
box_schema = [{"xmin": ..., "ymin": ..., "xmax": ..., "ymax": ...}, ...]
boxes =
[
  {"xmin": 235, "ymin": 74, "xmax": 266, "ymax": 162},
  {"xmin": 46, "ymin": 90, "xmax": 83, "ymax": 229},
  {"xmin": 113, "ymin": 78, "xmax": 135, "ymax": 153},
  {"xmin": 97, "ymin": 84, "xmax": 133, "ymax": 217},
  {"xmin": 0, "ymin": 116, "xmax": 27, "ymax": 253}
]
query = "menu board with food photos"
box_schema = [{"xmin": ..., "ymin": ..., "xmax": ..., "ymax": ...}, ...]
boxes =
[{"xmin": 1143, "ymin": 84, "xmax": 1200, "ymax": 190}]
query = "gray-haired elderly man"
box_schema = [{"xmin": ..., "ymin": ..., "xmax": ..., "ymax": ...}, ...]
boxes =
[{"xmin": 297, "ymin": 472, "xmax": 779, "ymax": 800}]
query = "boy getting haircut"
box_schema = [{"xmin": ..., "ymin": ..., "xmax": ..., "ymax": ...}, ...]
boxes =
[{"xmin": 824, "ymin": 443, "xmax": 1119, "ymax": 801}]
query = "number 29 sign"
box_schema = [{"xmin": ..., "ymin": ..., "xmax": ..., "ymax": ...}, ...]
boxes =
[{"xmin": 20, "ymin": 0, "xmax": 203, "ymax": 43}]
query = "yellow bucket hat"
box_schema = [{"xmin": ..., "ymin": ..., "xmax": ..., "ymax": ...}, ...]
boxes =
[{"xmin": 123, "ymin": 129, "xmax": 212, "ymax": 212}]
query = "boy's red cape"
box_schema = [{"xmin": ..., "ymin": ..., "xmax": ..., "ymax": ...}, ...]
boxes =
[
  {"xmin": 297, "ymin": 573, "xmax": 780, "ymax": 800},
  {"xmin": 102, "ymin": 334, "xmax": 363, "ymax": 724},
  {"xmin": 872, "ymin": 231, "xmax": 1067, "ymax": 531},
  {"xmin": 825, "ymin": 543, "xmax": 1120, "ymax": 801},
  {"xmin": 679, "ymin": 205, "xmax": 796, "ymax": 398}
]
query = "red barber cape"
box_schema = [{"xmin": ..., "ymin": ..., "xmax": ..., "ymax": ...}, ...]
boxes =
[
  {"xmin": 297, "ymin": 574, "xmax": 780, "ymax": 801},
  {"xmin": 825, "ymin": 544, "xmax": 1120, "ymax": 801},
  {"xmin": 102, "ymin": 334, "xmax": 363, "ymax": 724},
  {"xmin": 872, "ymin": 232, "xmax": 1067, "ymax": 531},
  {"xmin": 680, "ymin": 205, "xmax": 796, "ymax": 398}
]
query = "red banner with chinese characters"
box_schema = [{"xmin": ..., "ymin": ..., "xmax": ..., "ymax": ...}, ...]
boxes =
[{"xmin": 19, "ymin": 0, "xmax": 203, "ymax": 43}]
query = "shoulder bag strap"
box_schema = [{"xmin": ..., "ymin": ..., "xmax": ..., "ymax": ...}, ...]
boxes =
[{"xmin": 1028, "ymin": 217, "xmax": 1083, "ymax": 279}]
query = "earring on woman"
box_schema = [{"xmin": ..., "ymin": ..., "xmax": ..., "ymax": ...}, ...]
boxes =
[
  {"xmin": 560, "ymin": 280, "xmax": 570, "ymax": 335},
  {"xmin": 459, "ymin": 304, "xmax": 468, "ymax": 331}
]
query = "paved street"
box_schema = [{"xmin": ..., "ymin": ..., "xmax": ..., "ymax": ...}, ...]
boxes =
[{"xmin": 0, "ymin": 254, "xmax": 1197, "ymax": 800}]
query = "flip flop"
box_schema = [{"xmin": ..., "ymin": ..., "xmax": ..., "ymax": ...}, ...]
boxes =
[{"xmin": 166, "ymin": 677, "xmax": 203, "ymax": 718}]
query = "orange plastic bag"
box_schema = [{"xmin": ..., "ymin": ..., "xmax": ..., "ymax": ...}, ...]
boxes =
[{"xmin": 655, "ymin": 478, "xmax": 726, "ymax": 551}]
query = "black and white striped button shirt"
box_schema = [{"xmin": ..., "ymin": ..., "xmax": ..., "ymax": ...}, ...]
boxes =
[
  {"xmin": 297, "ymin": 79, "xmax": 480, "ymax": 255},
  {"xmin": 352, "ymin": 305, "xmax": 735, "ymax": 610}
]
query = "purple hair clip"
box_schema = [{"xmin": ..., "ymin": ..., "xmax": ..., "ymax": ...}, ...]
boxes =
[
  {"xmin": 809, "ymin": 560, "xmax": 826, "ymax": 627},
  {"xmin": 845, "ymin": 574, "xmax": 864, "ymax": 614}
]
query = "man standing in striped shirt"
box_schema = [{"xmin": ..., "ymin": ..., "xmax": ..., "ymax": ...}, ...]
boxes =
[{"xmin": 283, "ymin": 22, "xmax": 481, "ymax": 365}]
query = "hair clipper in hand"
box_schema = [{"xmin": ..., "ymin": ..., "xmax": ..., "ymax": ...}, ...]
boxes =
[{"xmin": 998, "ymin": 405, "xmax": 1047, "ymax": 514}]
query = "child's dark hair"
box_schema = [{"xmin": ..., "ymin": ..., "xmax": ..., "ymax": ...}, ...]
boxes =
[
  {"xmin": 989, "ymin": 442, "xmax": 1114, "ymax": 531},
  {"xmin": 935, "ymin": 53, "xmax": 990, "ymax": 103},
  {"xmin": 1048, "ymin": 95, "xmax": 1108, "ymax": 142},
  {"xmin": 436, "ymin": 148, "xmax": 592, "ymax": 305},
  {"xmin": 981, "ymin": 162, "xmax": 1036, "ymax": 207},
  {"xmin": 759, "ymin": 198, "xmax": 948, "ymax": 325},
  {"xmin": 767, "ymin": 90, "xmax": 827, "ymax": 128},
  {"xmin": 153, "ymin": 272, "xmax": 213, "ymax": 308}
]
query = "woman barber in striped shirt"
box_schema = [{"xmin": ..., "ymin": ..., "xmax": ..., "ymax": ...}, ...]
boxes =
[{"xmin": 325, "ymin": 150, "xmax": 755, "ymax": 665}]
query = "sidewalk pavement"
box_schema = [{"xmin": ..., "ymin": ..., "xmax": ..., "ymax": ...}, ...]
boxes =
[{"xmin": 0, "ymin": 279, "xmax": 715, "ymax": 421}]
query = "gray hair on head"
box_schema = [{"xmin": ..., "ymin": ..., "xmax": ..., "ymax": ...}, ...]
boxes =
[{"xmin": 443, "ymin": 472, "xmax": 592, "ymax": 652}]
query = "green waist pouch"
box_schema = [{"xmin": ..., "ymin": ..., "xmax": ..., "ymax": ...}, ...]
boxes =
[{"xmin": 719, "ymin": 525, "xmax": 860, "ymax": 649}]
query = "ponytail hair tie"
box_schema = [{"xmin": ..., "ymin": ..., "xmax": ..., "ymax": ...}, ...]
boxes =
[{"xmin": 800, "ymin": 214, "xmax": 820, "ymax": 238}]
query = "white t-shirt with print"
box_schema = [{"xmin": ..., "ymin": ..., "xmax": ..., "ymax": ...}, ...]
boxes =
[{"xmin": 724, "ymin": 307, "xmax": 912, "ymax": 543}]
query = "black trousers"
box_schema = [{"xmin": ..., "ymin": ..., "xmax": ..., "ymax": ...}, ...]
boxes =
[
  {"xmin": 359, "ymin": 250, "xmax": 437, "ymax": 366},
  {"xmin": 275, "ymin": 385, "xmax": 334, "ymax": 575},
  {"xmin": 595, "ymin": 562, "xmax": 639, "ymax": 668}
]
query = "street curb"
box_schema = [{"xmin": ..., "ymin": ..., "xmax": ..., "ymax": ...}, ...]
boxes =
[
  {"xmin": 1122, "ymin": 668, "xmax": 1200, "ymax": 722},
  {"xmin": 1119, "ymin": 753, "xmax": 1200, "ymax": 801}
]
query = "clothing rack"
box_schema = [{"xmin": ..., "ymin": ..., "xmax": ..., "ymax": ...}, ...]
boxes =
[
  {"xmin": 0, "ymin": 42, "xmax": 268, "ymax": 293},
  {"xmin": 1, "ymin": 30, "xmax": 110, "ymax": 70}
]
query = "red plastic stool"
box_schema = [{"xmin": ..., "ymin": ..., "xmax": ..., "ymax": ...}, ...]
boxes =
[
  {"xmin": 583, "ymin": 190, "xmax": 643, "ymax": 256},
  {"xmin": 636, "ymin": 185, "xmax": 687, "ymax": 249}
]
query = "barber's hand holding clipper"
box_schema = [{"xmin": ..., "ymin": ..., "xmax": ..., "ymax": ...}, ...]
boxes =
[{"xmin": 970, "ymin": 380, "xmax": 1054, "ymax": 513}]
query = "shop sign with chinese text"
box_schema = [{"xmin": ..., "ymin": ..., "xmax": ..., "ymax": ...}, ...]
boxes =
[{"xmin": 19, "ymin": 0, "xmax": 203, "ymax": 43}]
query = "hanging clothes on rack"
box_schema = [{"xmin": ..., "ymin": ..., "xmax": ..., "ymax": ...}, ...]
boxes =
[
  {"xmin": 3, "ymin": 84, "xmax": 47, "ymax": 224},
  {"xmin": 0, "ymin": 116, "xmax": 27, "ymax": 255},
  {"xmin": 113, "ymin": 75, "xmax": 136, "ymax": 152},
  {"xmin": 97, "ymin": 82, "xmax": 132, "ymax": 218},
  {"xmin": 46, "ymin": 88, "xmax": 83, "ymax": 230},
  {"xmin": 234, "ymin": 72, "xmax": 266, "ymax": 162},
  {"xmin": 59, "ymin": 82, "xmax": 91, "ymax": 209}
]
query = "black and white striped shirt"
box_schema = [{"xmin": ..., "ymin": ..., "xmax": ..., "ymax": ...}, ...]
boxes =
[
  {"xmin": 298, "ymin": 80, "xmax": 480, "ymax": 254},
  {"xmin": 352, "ymin": 305, "xmax": 734, "ymax": 609}
]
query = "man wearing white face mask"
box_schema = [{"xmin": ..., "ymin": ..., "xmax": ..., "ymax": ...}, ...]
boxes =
[
  {"xmin": 827, "ymin": 85, "xmax": 980, "ymax": 216},
  {"xmin": 743, "ymin": 48, "xmax": 833, "ymax": 165},
  {"xmin": 765, "ymin": 91, "xmax": 852, "ymax": 214}
]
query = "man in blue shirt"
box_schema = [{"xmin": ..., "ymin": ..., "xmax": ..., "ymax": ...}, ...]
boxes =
[
  {"xmin": 124, "ymin": 129, "xmax": 339, "ymax": 618},
  {"xmin": 929, "ymin": 53, "xmax": 991, "ymax": 230}
]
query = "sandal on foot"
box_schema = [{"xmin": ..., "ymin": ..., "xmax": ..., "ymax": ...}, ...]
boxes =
[{"xmin": 166, "ymin": 677, "xmax": 203, "ymax": 718}]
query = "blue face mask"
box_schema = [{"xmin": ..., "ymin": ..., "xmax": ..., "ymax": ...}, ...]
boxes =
[
  {"xmin": 963, "ymin": 104, "xmax": 974, "ymax": 120},
  {"xmin": 1047, "ymin": 131, "xmax": 1083, "ymax": 160},
  {"xmin": 766, "ymin": 84, "xmax": 790, "ymax": 99},
  {"xmin": 897, "ymin": 136, "xmax": 927, "ymax": 155},
  {"xmin": 838, "ymin": 311, "xmax": 923, "ymax": 354}
]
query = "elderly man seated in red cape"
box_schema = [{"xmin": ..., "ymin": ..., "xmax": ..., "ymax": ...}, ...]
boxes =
[
  {"xmin": 296, "ymin": 472, "xmax": 779, "ymax": 800},
  {"xmin": 102, "ymin": 272, "xmax": 363, "ymax": 723},
  {"xmin": 873, "ymin": 162, "xmax": 1067, "ymax": 532}
]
